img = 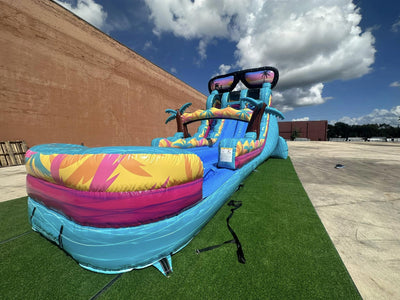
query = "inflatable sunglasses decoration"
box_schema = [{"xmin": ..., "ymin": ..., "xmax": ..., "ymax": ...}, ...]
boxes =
[{"xmin": 208, "ymin": 66, "xmax": 279, "ymax": 93}]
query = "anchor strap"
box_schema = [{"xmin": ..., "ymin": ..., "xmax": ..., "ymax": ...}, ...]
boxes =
[
  {"xmin": 196, "ymin": 200, "xmax": 246, "ymax": 264},
  {"xmin": 58, "ymin": 225, "xmax": 64, "ymax": 249}
]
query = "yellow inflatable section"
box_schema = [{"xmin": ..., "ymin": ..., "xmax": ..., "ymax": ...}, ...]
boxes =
[{"xmin": 26, "ymin": 151, "xmax": 203, "ymax": 192}]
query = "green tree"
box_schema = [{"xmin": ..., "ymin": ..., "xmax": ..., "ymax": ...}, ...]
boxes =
[
  {"xmin": 328, "ymin": 122, "xmax": 400, "ymax": 140},
  {"xmin": 334, "ymin": 122, "xmax": 351, "ymax": 138},
  {"xmin": 291, "ymin": 128, "xmax": 301, "ymax": 141}
]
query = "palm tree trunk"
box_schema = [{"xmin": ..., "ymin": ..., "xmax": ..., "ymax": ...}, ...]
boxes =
[{"xmin": 176, "ymin": 110, "xmax": 189, "ymax": 138}]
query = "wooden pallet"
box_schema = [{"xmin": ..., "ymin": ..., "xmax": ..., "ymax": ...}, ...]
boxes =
[{"xmin": 0, "ymin": 141, "xmax": 28, "ymax": 167}]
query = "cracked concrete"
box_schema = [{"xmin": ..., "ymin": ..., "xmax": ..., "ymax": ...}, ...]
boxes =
[
  {"xmin": 1, "ymin": 142, "xmax": 399, "ymax": 298},
  {"xmin": 288, "ymin": 141, "xmax": 400, "ymax": 300}
]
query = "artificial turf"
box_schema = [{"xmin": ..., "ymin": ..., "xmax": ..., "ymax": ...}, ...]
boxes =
[{"xmin": 0, "ymin": 158, "xmax": 361, "ymax": 299}]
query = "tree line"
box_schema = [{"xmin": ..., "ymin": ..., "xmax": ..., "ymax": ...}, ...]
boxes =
[{"xmin": 328, "ymin": 122, "xmax": 400, "ymax": 139}]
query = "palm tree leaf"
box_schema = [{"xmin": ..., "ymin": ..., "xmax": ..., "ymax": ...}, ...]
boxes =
[
  {"xmin": 179, "ymin": 102, "xmax": 192, "ymax": 114},
  {"xmin": 240, "ymin": 97, "xmax": 262, "ymax": 109},
  {"xmin": 264, "ymin": 107, "xmax": 285, "ymax": 120},
  {"xmin": 165, "ymin": 109, "xmax": 177, "ymax": 115},
  {"xmin": 165, "ymin": 115, "xmax": 176, "ymax": 124}
]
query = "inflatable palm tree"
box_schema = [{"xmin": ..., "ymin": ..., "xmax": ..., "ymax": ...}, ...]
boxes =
[{"xmin": 165, "ymin": 102, "xmax": 192, "ymax": 138}]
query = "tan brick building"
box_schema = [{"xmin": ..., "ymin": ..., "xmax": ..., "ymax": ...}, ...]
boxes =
[{"xmin": 0, "ymin": 0, "xmax": 206, "ymax": 148}]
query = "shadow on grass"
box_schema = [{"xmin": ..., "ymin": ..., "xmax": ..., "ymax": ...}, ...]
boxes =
[{"xmin": 0, "ymin": 158, "xmax": 361, "ymax": 299}]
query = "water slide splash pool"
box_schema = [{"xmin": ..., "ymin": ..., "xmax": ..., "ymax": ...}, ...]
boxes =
[{"xmin": 25, "ymin": 66, "xmax": 288, "ymax": 275}]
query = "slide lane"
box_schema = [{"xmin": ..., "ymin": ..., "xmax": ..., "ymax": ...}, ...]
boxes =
[{"xmin": 187, "ymin": 119, "xmax": 249, "ymax": 197}]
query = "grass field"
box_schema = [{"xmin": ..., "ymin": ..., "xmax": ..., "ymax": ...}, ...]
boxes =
[{"xmin": 0, "ymin": 158, "xmax": 361, "ymax": 299}]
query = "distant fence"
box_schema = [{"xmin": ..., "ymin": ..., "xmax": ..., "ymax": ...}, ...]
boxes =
[
  {"xmin": 329, "ymin": 137, "xmax": 400, "ymax": 142},
  {"xmin": 0, "ymin": 141, "xmax": 28, "ymax": 167},
  {"xmin": 347, "ymin": 137, "xmax": 364, "ymax": 142}
]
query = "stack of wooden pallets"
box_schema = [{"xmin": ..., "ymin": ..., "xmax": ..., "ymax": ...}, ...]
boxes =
[{"xmin": 0, "ymin": 141, "xmax": 28, "ymax": 167}]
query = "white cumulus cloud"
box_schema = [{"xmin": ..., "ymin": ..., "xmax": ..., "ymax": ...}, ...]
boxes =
[
  {"xmin": 54, "ymin": 0, "xmax": 131, "ymax": 33},
  {"xmin": 292, "ymin": 117, "xmax": 310, "ymax": 121},
  {"xmin": 392, "ymin": 16, "xmax": 400, "ymax": 32},
  {"xmin": 332, "ymin": 106, "xmax": 400, "ymax": 126},
  {"xmin": 144, "ymin": 0, "xmax": 376, "ymax": 112},
  {"xmin": 143, "ymin": 40, "xmax": 154, "ymax": 51},
  {"xmin": 390, "ymin": 81, "xmax": 400, "ymax": 88},
  {"xmin": 197, "ymin": 40, "xmax": 208, "ymax": 61},
  {"xmin": 144, "ymin": 0, "xmax": 234, "ymax": 39},
  {"xmin": 55, "ymin": 0, "xmax": 107, "ymax": 30},
  {"xmin": 218, "ymin": 64, "xmax": 232, "ymax": 74}
]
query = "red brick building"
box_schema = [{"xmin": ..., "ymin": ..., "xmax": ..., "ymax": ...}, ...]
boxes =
[{"xmin": 278, "ymin": 121, "xmax": 328, "ymax": 141}]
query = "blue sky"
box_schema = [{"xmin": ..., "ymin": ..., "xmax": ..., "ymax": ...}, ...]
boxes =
[{"xmin": 55, "ymin": 0, "xmax": 400, "ymax": 126}]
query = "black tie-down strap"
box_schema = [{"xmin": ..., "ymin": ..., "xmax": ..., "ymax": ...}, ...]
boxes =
[
  {"xmin": 196, "ymin": 200, "xmax": 246, "ymax": 264},
  {"xmin": 58, "ymin": 225, "xmax": 64, "ymax": 249},
  {"xmin": 30, "ymin": 207, "xmax": 37, "ymax": 222}
]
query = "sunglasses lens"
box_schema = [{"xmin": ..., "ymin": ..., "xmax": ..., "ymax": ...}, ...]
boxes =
[
  {"xmin": 243, "ymin": 70, "xmax": 275, "ymax": 88},
  {"xmin": 210, "ymin": 75, "xmax": 234, "ymax": 92}
]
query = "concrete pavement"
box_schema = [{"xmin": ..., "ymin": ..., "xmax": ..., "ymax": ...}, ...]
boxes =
[
  {"xmin": 0, "ymin": 165, "xmax": 26, "ymax": 202},
  {"xmin": 1, "ymin": 142, "xmax": 399, "ymax": 299},
  {"xmin": 288, "ymin": 141, "xmax": 400, "ymax": 300}
]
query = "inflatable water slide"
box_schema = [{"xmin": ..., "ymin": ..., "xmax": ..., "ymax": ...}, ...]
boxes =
[{"xmin": 25, "ymin": 66, "xmax": 288, "ymax": 275}]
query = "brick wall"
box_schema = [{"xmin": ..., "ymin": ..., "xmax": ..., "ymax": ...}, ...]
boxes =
[
  {"xmin": 278, "ymin": 121, "xmax": 328, "ymax": 141},
  {"xmin": 0, "ymin": 0, "xmax": 206, "ymax": 147}
]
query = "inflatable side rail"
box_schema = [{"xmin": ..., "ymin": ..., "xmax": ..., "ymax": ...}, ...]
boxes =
[
  {"xmin": 25, "ymin": 145, "xmax": 204, "ymax": 228},
  {"xmin": 182, "ymin": 107, "xmax": 253, "ymax": 124}
]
